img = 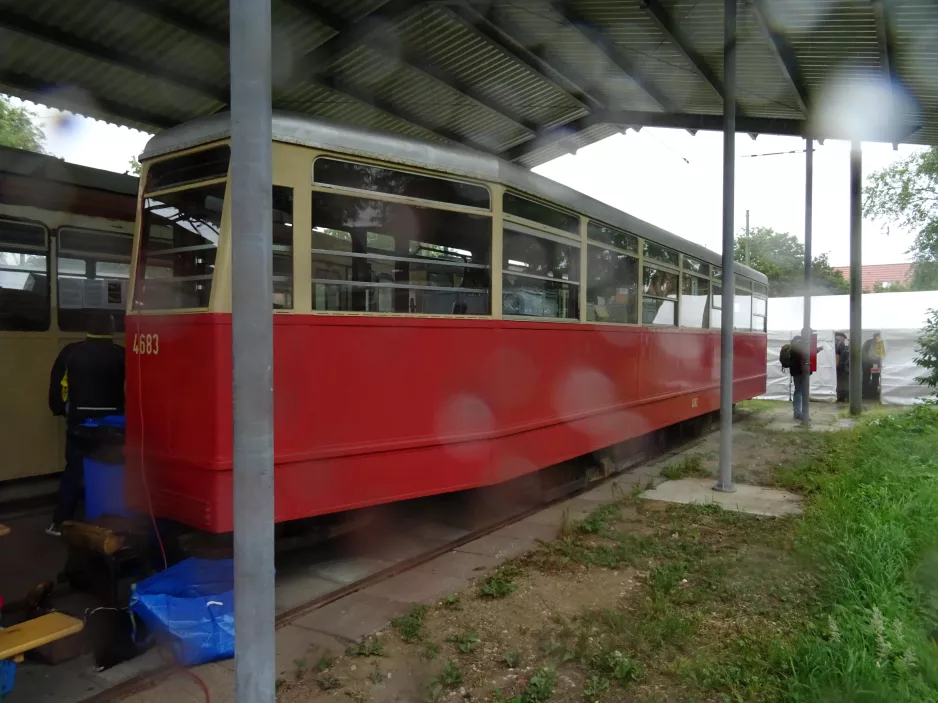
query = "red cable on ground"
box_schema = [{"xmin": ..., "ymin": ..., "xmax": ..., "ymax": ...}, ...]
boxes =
[{"xmin": 158, "ymin": 646, "xmax": 211, "ymax": 703}]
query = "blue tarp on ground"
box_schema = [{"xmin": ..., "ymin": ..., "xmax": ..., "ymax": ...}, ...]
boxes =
[{"xmin": 130, "ymin": 558, "xmax": 234, "ymax": 666}]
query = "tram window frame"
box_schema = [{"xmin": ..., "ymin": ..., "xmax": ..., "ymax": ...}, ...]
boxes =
[
  {"xmin": 133, "ymin": 181, "xmax": 226, "ymax": 311},
  {"xmin": 734, "ymin": 281, "xmax": 753, "ymax": 331},
  {"xmin": 273, "ymin": 186, "xmax": 294, "ymax": 310},
  {"xmin": 56, "ymin": 228, "xmax": 134, "ymax": 332},
  {"xmin": 503, "ymin": 192, "xmax": 580, "ymax": 236},
  {"xmin": 145, "ymin": 145, "xmax": 231, "ymax": 192},
  {"xmin": 643, "ymin": 240, "xmax": 679, "ymax": 267},
  {"xmin": 587, "ymin": 221, "xmax": 638, "ymax": 254},
  {"xmin": 0, "ymin": 219, "xmax": 50, "ymax": 332},
  {"xmin": 502, "ymin": 226, "xmax": 580, "ymax": 321},
  {"xmin": 712, "ymin": 267, "xmax": 722, "ymax": 309},
  {"xmin": 313, "ymin": 157, "xmax": 491, "ymax": 210},
  {"xmin": 683, "ymin": 255, "xmax": 709, "ymax": 277},
  {"xmin": 641, "ymin": 263, "xmax": 679, "ymax": 327},
  {"xmin": 680, "ymin": 273, "xmax": 710, "ymax": 329},
  {"xmin": 310, "ymin": 190, "xmax": 493, "ymax": 316},
  {"xmin": 585, "ymin": 243, "xmax": 638, "ymax": 324}
]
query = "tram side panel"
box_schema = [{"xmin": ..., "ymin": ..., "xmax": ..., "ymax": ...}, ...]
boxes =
[{"xmin": 126, "ymin": 314, "xmax": 767, "ymax": 533}]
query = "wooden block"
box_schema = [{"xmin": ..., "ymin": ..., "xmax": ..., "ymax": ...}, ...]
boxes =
[{"xmin": 0, "ymin": 613, "xmax": 84, "ymax": 661}]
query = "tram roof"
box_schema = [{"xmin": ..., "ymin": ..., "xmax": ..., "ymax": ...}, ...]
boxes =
[
  {"xmin": 0, "ymin": 1, "xmax": 934, "ymax": 170},
  {"xmin": 144, "ymin": 111, "xmax": 767, "ymax": 284},
  {"xmin": 0, "ymin": 145, "xmax": 139, "ymax": 196}
]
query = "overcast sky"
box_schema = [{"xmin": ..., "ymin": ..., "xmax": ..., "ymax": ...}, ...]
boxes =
[{"xmin": 14, "ymin": 97, "xmax": 924, "ymax": 268}]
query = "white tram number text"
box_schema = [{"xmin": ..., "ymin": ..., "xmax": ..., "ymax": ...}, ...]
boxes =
[
  {"xmin": 691, "ymin": 397, "xmax": 698, "ymax": 408},
  {"xmin": 132, "ymin": 333, "xmax": 160, "ymax": 355}
]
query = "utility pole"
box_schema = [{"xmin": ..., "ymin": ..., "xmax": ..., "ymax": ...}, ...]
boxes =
[{"xmin": 745, "ymin": 209, "xmax": 750, "ymax": 267}]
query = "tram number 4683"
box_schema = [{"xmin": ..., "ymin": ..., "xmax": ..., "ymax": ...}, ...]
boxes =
[{"xmin": 132, "ymin": 333, "xmax": 160, "ymax": 355}]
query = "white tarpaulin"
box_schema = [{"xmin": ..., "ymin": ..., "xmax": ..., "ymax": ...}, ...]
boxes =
[{"xmin": 761, "ymin": 291, "xmax": 938, "ymax": 405}]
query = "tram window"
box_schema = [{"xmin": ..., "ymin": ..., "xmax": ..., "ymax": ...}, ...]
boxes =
[
  {"xmin": 586, "ymin": 245, "xmax": 638, "ymax": 324},
  {"xmin": 503, "ymin": 192, "xmax": 579, "ymax": 235},
  {"xmin": 57, "ymin": 229, "xmax": 133, "ymax": 332},
  {"xmin": 145, "ymin": 146, "xmax": 230, "ymax": 192},
  {"xmin": 643, "ymin": 241, "xmax": 679, "ymax": 267},
  {"xmin": 680, "ymin": 275, "xmax": 710, "ymax": 329},
  {"xmin": 683, "ymin": 255, "xmax": 709, "ymax": 277},
  {"xmin": 310, "ymin": 191, "xmax": 492, "ymax": 314},
  {"xmin": 753, "ymin": 314, "xmax": 766, "ymax": 332},
  {"xmin": 502, "ymin": 229, "xmax": 579, "ymax": 320},
  {"xmin": 587, "ymin": 222, "xmax": 638, "ymax": 253},
  {"xmin": 752, "ymin": 282, "xmax": 767, "ymax": 297},
  {"xmin": 642, "ymin": 266, "xmax": 678, "ymax": 326},
  {"xmin": 313, "ymin": 158, "xmax": 490, "ymax": 209},
  {"xmin": 734, "ymin": 286, "xmax": 752, "ymax": 331},
  {"xmin": 0, "ymin": 220, "xmax": 49, "ymax": 331},
  {"xmin": 273, "ymin": 186, "xmax": 294, "ymax": 310},
  {"xmin": 134, "ymin": 183, "xmax": 225, "ymax": 310}
]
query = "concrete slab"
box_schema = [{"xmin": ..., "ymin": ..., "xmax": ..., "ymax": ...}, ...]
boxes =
[
  {"xmin": 455, "ymin": 533, "xmax": 539, "ymax": 560},
  {"xmin": 289, "ymin": 592, "xmax": 411, "ymax": 642},
  {"xmin": 308, "ymin": 556, "xmax": 394, "ymax": 585},
  {"xmin": 122, "ymin": 661, "xmax": 234, "ymax": 703},
  {"xmin": 274, "ymin": 573, "xmax": 341, "ymax": 614},
  {"xmin": 640, "ymin": 479, "xmax": 803, "ymax": 517},
  {"xmin": 217, "ymin": 625, "xmax": 344, "ymax": 679}
]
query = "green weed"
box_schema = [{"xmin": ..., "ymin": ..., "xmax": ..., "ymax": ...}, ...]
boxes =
[
  {"xmin": 316, "ymin": 672, "xmax": 341, "ymax": 691},
  {"xmin": 391, "ymin": 605, "xmax": 427, "ymax": 643},
  {"xmin": 582, "ymin": 674, "xmax": 610, "ymax": 699},
  {"xmin": 660, "ymin": 454, "xmax": 709, "ymax": 481},
  {"xmin": 345, "ymin": 637, "xmax": 385, "ymax": 657},
  {"xmin": 446, "ymin": 630, "xmax": 479, "ymax": 654},
  {"xmin": 501, "ymin": 651, "xmax": 521, "ymax": 669},
  {"xmin": 315, "ymin": 650, "xmax": 334, "ymax": 672},
  {"xmin": 479, "ymin": 566, "xmax": 520, "ymax": 598}
]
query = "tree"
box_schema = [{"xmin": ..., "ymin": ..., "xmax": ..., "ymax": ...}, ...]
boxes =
[
  {"xmin": 865, "ymin": 147, "xmax": 938, "ymax": 291},
  {"xmin": 127, "ymin": 157, "xmax": 141, "ymax": 176},
  {"xmin": 0, "ymin": 95, "xmax": 46, "ymax": 153},
  {"xmin": 734, "ymin": 225, "xmax": 850, "ymax": 297},
  {"xmin": 915, "ymin": 308, "xmax": 938, "ymax": 397}
]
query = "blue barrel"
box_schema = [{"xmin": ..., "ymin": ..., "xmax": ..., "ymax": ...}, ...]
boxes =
[{"xmin": 81, "ymin": 415, "xmax": 130, "ymax": 520}]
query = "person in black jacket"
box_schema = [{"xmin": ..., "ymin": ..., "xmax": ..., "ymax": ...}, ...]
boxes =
[
  {"xmin": 47, "ymin": 311, "xmax": 125, "ymax": 535},
  {"xmin": 834, "ymin": 331, "xmax": 849, "ymax": 403},
  {"xmin": 790, "ymin": 333, "xmax": 824, "ymax": 421}
]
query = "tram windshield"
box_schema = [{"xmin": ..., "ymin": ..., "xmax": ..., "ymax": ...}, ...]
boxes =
[{"xmin": 133, "ymin": 146, "xmax": 229, "ymax": 311}]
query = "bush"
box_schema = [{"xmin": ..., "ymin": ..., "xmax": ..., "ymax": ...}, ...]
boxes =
[{"xmin": 916, "ymin": 308, "xmax": 938, "ymax": 396}]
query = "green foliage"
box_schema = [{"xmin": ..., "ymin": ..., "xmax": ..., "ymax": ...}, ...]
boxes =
[
  {"xmin": 0, "ymin": 95, "xmax": 46, "ymax": 153},
  {"xmin": 865, "ymin": 147, "xmax": 938, "ymax": 291},
  {"xmin": 479, "ymin": 566, "xmax": 520, "ymax": 598},
  {"xmin": 915, "ymin": 309, "xmax": 938, "ymax": 395},
  {"xmin": 391, "ymin": 605, "xmax": 427, "ymax": 643},
  {"xmin": 501, "ymin": 651, "xmax": 521, "ymax": 669},
  {"xmin": 734, "ymin": 226, "xmax": 849, "ymax": 296},
  {"xmin": 575, "ymin": 503, "xmax": 620, "ymax": 535},
  {"xmin": 316, "ymin": 672, "xmax": 341, "ymax": 691},
  {"xmin": 345, "ymin": 637, "xmax": 385, "ymax": 657},
  {"xmin": 660, "ymin": 454, "xmax": 709, "ymax": 480},
  {"xmin": 446, "ymin": 630, "xmax": 479, "ymax": 654},
  {"xmin": 315, "ymin": 650, "xmax": 334, "ymax": 672},
  {"xmin": 582, "ymin": 674, "xmax": 610, "ymax": 700},
  {"xmin": 128, "ymin": 156, "xmax": 141, "ymax": 176}
]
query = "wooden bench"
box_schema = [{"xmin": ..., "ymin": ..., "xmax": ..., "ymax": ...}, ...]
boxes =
[{"xmin": 0, "ymin": 612, "xmax": 84, "ymax": 664}]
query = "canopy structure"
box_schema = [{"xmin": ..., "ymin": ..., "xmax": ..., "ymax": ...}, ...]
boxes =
[{"xmin": 0, "ymin": 0, "xmax": 935, "ymax": 163}]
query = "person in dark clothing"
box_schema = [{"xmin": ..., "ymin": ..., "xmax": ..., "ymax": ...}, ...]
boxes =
[
  {"xmin": 834, "ymin": 331, "xmax": 849, "ymax": 403},
  {"xmin": 789, "ymin": 333, "xmax": 824, "ymax": 421},
  {"xmin": 47, "ymin": 311, "xmax": 125, "ymax": 535},
  {"xmin": 862, "ymin": 332, "xmax": 884, "ymax": 400}
]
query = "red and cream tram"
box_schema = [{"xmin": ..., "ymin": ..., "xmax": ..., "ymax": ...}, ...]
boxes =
[{"xmin": 126, "ymin": 114, "xmax": 768, "ymax": 533}]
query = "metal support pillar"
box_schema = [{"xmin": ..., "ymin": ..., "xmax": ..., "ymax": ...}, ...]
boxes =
[
  {"xmin": 801, "ymin": 139, "xmax": 813, "ymax": 427},
  {"xmin": 849, "ymin": 141, "xmax": 863, "ymax": 416},
  {"xmin": 715, "ymin": 0, "xmax": 736, "ymax": 494},
  {"xmin": 230, "ymin": 0, "xmax": 275, "ymax": 700}
]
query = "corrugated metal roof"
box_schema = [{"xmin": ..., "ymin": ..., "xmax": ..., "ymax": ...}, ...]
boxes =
[{"xmin": 0, "ymin": 0, "xmax": 935, "ymax": 167}]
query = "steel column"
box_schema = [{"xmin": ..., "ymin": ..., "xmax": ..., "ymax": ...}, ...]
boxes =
[
  {"xmin": 801, "ymin": 139, "xmax": 814, "ymax": 427},
  {"xmin": 715, "ymin": 0, "xmax": 737, "ymax": 494},
  {"xmin": 849, "ymin": 142, "xmax": 863, "ymax": 415},
  {"xmin": 230, "ymin": 0, "xmax": 275, "ymax": 700}
]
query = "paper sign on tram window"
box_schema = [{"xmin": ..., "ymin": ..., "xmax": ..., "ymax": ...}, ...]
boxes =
[
  {"xmin": 58, "ymin": 278, "xmax": 84, "ymax": 309},
  {"xmin": 82, "ymin": 279, "xmax": 107, "ymax": 308}
]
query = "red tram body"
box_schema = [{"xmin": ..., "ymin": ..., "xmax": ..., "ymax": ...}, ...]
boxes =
[{"xmin": 125, "ymin": 115, "xmax": 768, "ymax": 534}]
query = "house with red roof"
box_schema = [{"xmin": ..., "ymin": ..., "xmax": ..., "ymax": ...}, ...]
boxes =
[{"xmin": 832, "ymin": 263, "xmax": 913, "ymax": 292}]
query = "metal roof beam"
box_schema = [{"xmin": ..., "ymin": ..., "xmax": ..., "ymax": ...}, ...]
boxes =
[
  {"xmin": 872, "ymin": 0, "xmax": 897, "ymax": 82},
  {"xmin": 0, "ymin": 9, "xmax": 229, "ymax": 107},
  {"xmin": 503, "ymin": 110, "xmax": 919, "ymax": 160},
  {"xmin": 290, "ymin": 1, "xmax": 537, "ymax": 135},
  {"xmin": 448, "ymin": 3, "xmax": 602, "ymax": 112},
  {"xmin": 115, "ymin": 0, "xmax": 229, "ymax": 48},
  {"xmin": 639, "ymin": 0, "xmax": 725, "ymax": 101},
  {"xmin": 0, "ymin": 69, "xmax": 176, "ymax": 131},
  {"xmin": 323, "ymin": 76, "xmax": 500, "ymax": 156},
  {"xmin": 549, "ymin": 1, "xmax": 676, "ymax": 113},
  {"xmin": 750, "ymin": 0, "xmax": 810, "ymax": 114}
]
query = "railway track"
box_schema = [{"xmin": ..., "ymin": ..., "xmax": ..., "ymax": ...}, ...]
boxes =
[{"xmin": 79, "ymin": 411, "xmax": 717, "ymax": 703}]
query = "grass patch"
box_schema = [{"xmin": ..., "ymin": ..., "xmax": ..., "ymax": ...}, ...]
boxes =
[
  {"xmin": 659, "ymin": 453, "xmax": 709, "ymax": 481},
  {"xmin": 391, "ymin": 605, "xmax": 427, "ymax": 643},
  {"xmin": 345, "ymin": 637, "xmax": 385, "ymax": 658},
  {"xmin": 479, "ymin": 565, "xmax": 520, "ymax": 598}
]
